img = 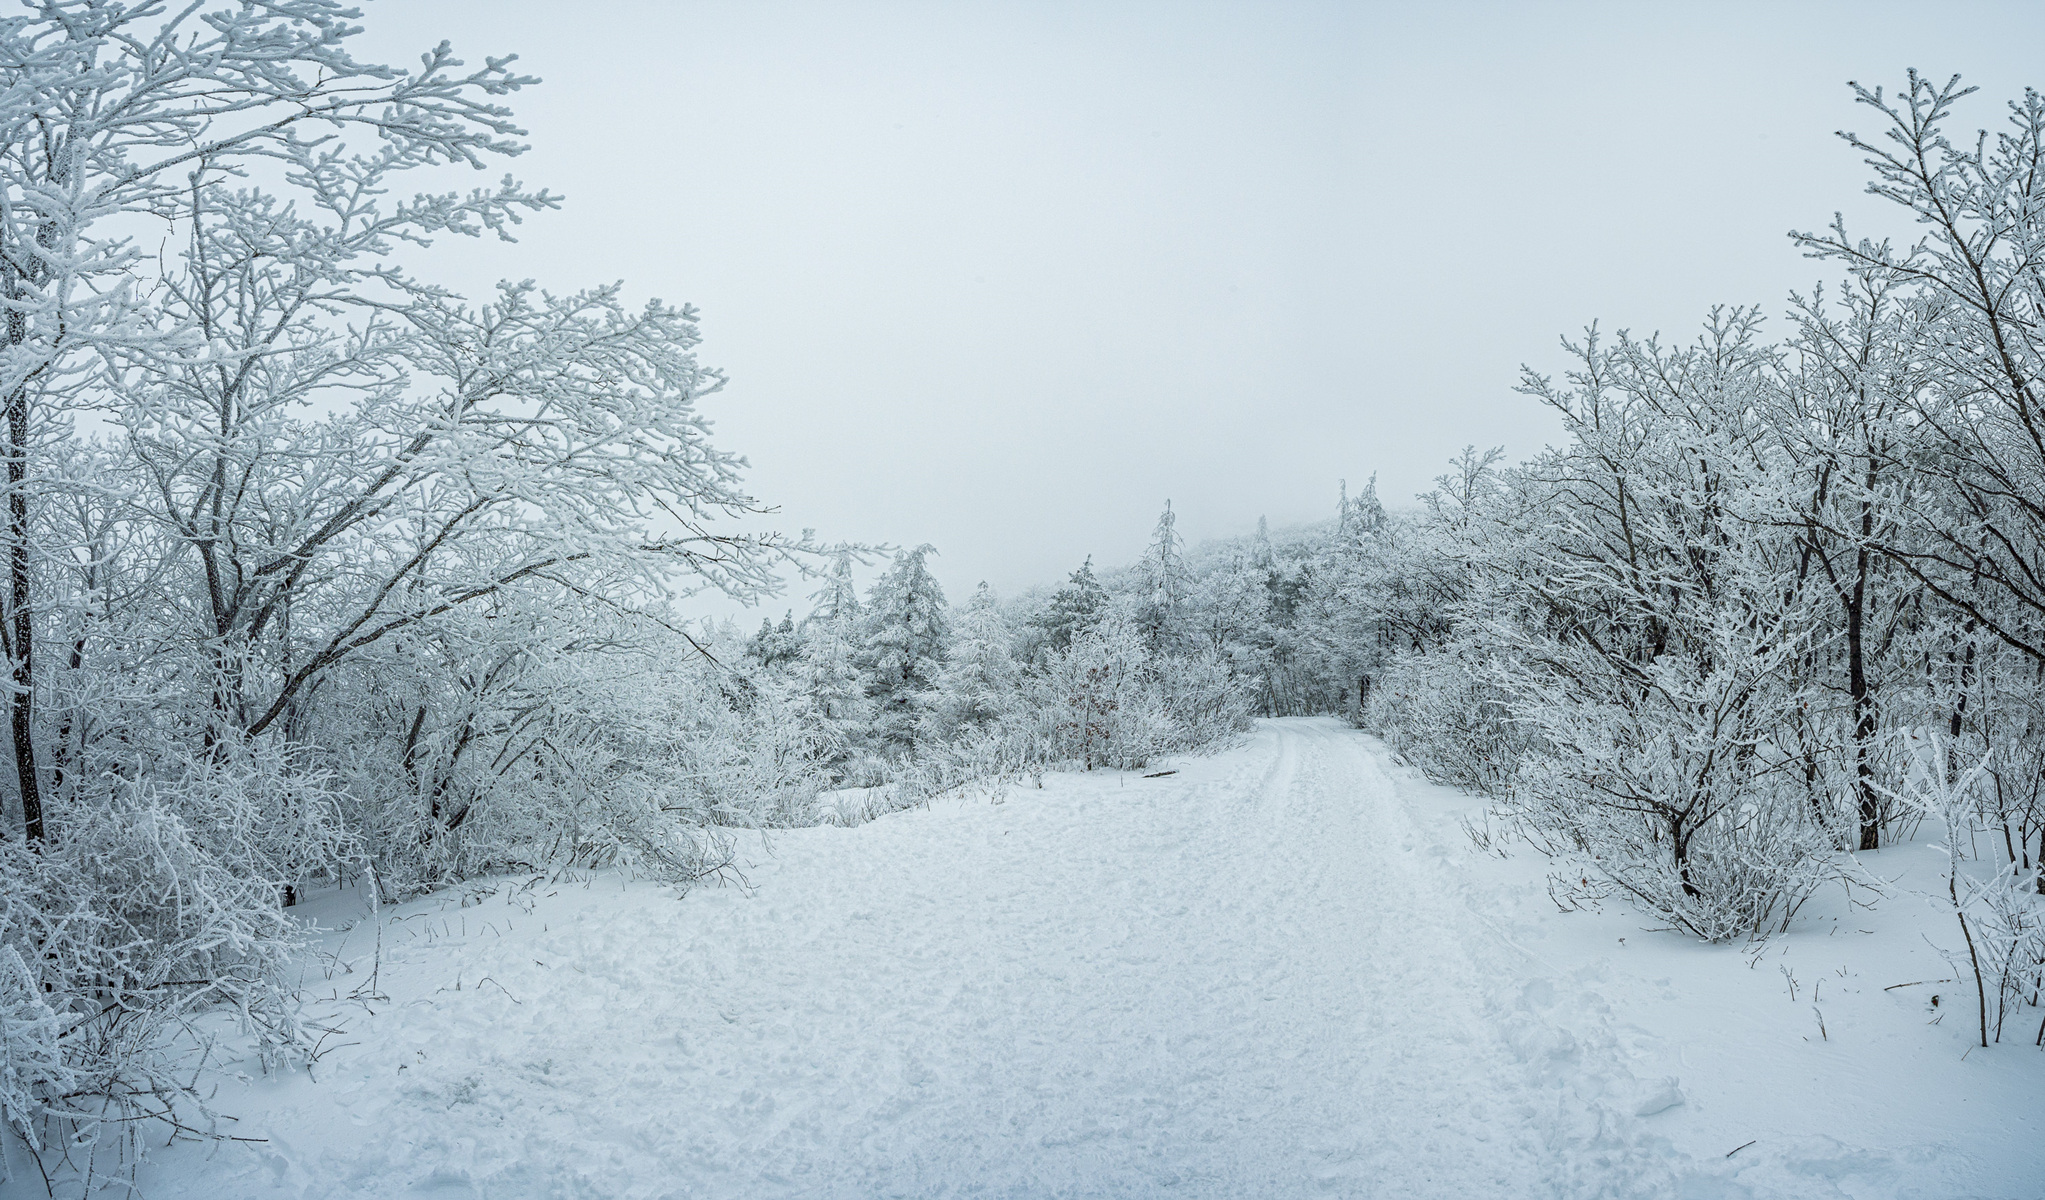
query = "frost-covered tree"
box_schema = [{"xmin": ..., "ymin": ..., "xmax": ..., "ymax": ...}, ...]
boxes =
[
  {"xmin": 921, "ymin": 582, "xmax": 1019, "ymax": 743},
  {"xmin": 0, "ymin": 3, "xmax": 815, "ymax": 1170},
  {"xmin": 1338, "ymin": 475, "xmax": 1386, "ymax": 541},
  {"xmin": 1031, "ymin": 555, "xmax": 1109, "ymax": 656},
  {"xmin": 1764, "ymin": 279, "xmax": 1932, "ymax": 850},
  {"xmin": 1146, "ymin": 501, "xmax": 1185, "ymax": 611},
  {"xmin": 1501, "ymin": 316, "xmax": 1835, "ymax": 938},
  {"xmin": 1793, "ymin": 73, "xmax": 2045, "ymax": 668},
  {"xmin": 1138, "ymin": 501, "xmax": 1187, "ymax": 651},
  {"xmin": 0, "ymin": 1, "xmax": 541, "ymax": 843},
  {"xmin": 747, "ymin": 613, "xmax": 807, "ymax": 671},
  {"xmin": 797, "ymin": 548, "xmax": 870, "ymax": 761},
  {"xmin": 859, "ymin": 545, "xmax": 949, "ymax": 752},
  {"xmin": 1028, "ymin": 601, "xmax": 1172, "ymax": 771}
]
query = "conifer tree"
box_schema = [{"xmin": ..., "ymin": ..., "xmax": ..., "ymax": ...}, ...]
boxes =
[
  {"xmin": 806, "ymin": 547, "xmax": 863, "ymax": 631},
  {"xmin": 1033, "ymin": 556, "xmax": 1110, "ymax": 655},
  {"xmin": 923, "ymin": 582, "xmax": 1019, "ymax": 741},
  {"xmin": 1140, "ymin": 501, "xmax": 1187, "ymax": 650},
  {"xmin": 746, "ymin": 613, "xmax": 806, "ymax": 671},
  {"xmin": 1342, "ymin": 475, "xmax": 1386, "ymax": 540},
  {"xmin": 798, "ymin": 548, "xmax": 870, "ymax": 755},
  {"xmin": 1147, "ymin": 502, "xmax": 1185, "ymax": 611},
  {"xmin": 859, "ymin": 545, "xmax": 950, "ymax": 751}
]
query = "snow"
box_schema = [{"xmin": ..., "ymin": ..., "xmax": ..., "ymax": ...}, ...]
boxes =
[{"xmin": 123, "ymin": 719, "xmax": 2037, "ymax": 1199}]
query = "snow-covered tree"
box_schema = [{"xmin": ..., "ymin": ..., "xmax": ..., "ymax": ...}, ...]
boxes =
[
  {"xmin": 1338, "ymin": 475, "xmax": 1386, "ymax": 541},
  {"xmin": 922, "ymin": 582, "xmax": 1019, "ymax": 743},
  {"xmin": 1031, "ymin": 556, "xmax": 1110, "ymax": 657},
  {"xmin": 0, "ymin": 3, "xmax": 818, "ymax": 1168},
  {"xmin": 797, "ymin": 548, "xmax": 871, "ymax": 762},
  {"xmin": 747, "ymin": 613, "xmax": 807, "ymax": 671},
  {"xmin": 860, "ymin": 545, "xmax": 950, "ymax": 752}
]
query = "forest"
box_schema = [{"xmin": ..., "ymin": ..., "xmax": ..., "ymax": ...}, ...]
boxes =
[{"xmin": 0, "ymin": 1, "xmax": 2038, "ymax": 1190}]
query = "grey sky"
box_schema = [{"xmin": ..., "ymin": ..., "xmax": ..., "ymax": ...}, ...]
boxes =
[{"xmin": 357, "ymin": 1, "xmax": 2045, "ymax": 614}]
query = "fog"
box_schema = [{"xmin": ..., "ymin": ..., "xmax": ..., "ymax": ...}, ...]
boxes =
[{"xmin": 356, "ymin": 0, "xmax": 2045, "ymax": 612}]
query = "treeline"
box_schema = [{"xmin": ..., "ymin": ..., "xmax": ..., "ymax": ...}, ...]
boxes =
[{"xmin": 661, "ymin": 534, "xmax": 1261, "ymax": 829}]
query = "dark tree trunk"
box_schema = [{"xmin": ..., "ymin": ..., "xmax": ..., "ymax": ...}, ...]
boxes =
[
  {"xmin": 4, "ymin": 299, "xmax": 39, "ymax": 843},
  {"xmin": 7, "ymin": 421, "xmax": 37, "ymax": 843},
  {"xmin": 1847, "ymin": 546, "xmax": 1879, "ymax": 851}
]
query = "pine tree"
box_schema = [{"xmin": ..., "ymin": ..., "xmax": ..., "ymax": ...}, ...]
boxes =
[
  {"xmin": 1147, "ymin": 501, "xmax": 1185, "ymax": 612},
  {"xmin": 797, "ymin": 548, "xmax": 870, "ymax": 757},
  {"xmin": 1140, "ymin": 501, "xmax": 1187, "ymax": 651},
  {"xmin": 859, "ymin": 545, "xmax": 950, "ymax": 751},
  {"xmin": 923, "ymin": 582, "xmax": 1019, "ymax": 742},
  {"xmin": 1033, "ymin": 556, "xmax": 1110, "ymax": 655},
  {"xmin": 805, "ymin": 547, "xmax": 863, "ymax": 631},
  {"xmin": 746, "ymin": 612, "xmax": 806, "ymax": 671},
  {"xmin": 1340, "ymin": 474, "xmax": 1385, "ymax": 541}
]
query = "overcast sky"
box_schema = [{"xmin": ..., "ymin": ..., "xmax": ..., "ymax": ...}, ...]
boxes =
[{"xmin": 356, "ymin": 0, "xmax": 2045, "ymax": 616}]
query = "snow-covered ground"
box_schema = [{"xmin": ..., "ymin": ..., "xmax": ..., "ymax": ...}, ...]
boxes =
[{"xmin": 115, "ymin": 718, "xmax": 2037, "ymax": 1199}]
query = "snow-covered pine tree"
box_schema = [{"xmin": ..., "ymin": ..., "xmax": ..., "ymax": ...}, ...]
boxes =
[
  {"xmin": 797, "ymin": 549, "xmax": 871, "ymax": 761},
  {"xmin": 746, "ymin": 613, "xmax": 806, "ymax": 672},
  {"xmin": 1032, "ymin": 556, "xmax": 1110, "ymax": 656},
  {"xmin": 922, "ymin": 582, "xmax": 1020, "ymax": 743},
  {"xmin": 1344, "ymin": 475, "xmax": 1386, "ymax": 540},
  {"xmin": 807, "ymin": 547, "xmax": 863, "ymax": 631},
  {"xmin": 859, "ymin": 545, "xmax": 950, "ymax": 752},
  {"xmin": 1148, "ymin": 501, "xmax": 1185, "ymax": 610},
  {"xmin": 1139, "ymin": 501, "xmax": 1187, "ymax": 650}
]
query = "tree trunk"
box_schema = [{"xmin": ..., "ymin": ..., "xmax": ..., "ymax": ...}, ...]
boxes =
[
  {"xmin": 8, "ymin": 391, "xmax": 39, "ymax": 844},
  {"xmin": 4, "ymin": 274, "xmax": 39, "ymax": 843},
  {"xmin": 1847, "ymin": 552, "xmax": 1878, "ymax": 851}
]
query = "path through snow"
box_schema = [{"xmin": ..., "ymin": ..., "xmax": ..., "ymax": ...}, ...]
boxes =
[{"xmin": 122, "ymin": 719, "xmax": 2020, "ymax": 1198}]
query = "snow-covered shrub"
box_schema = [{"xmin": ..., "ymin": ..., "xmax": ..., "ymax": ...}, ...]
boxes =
[
  {"xmin": 1887, "ymin": 733, "xmax": 2045, "ymax": 1046},
  {"xmin": 1026, "ymin": 606, "xmax": 1175, "ymax": 771},
  {"xmin": 142, "ymin": 742, "xmax": 356, "ymax": 897},
  {"xmin": 326, "ymin": 620, "xmax": 820, "ymax": 898},
  {"xmin": 667, "ymin": 670, "xmax": 836, "ymax": 829},
  {"xmin": 1365, "ymin": 646, "xmax": 1528, "ymax": 797},
  {"xmin": 1000, "ymin": 605, "xmax": 1251, "ymax": 774},
  {"xmin": 1157, "ymin": 649, "xmax": 1256, "ymax": 752},
  {"xmin": 1500, "ymin": 578, "xmax": 1840, "ymax": 942},
  {"xmin": 1970, "ymin": 867, "xmax": 2045, "ymax": 1046},
  {"xmin": 0, "ymin": 765, "xmax": 328, "ymax": 1169}
]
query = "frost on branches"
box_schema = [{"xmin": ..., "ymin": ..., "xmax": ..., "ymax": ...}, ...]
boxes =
[
  {"xmin": 0, "ymin": 1, "xmax": 810, "ymax": 1175},
  {"xmin": 1344, "ymin": 75, "xmax": 2045, "ymax": 979}
]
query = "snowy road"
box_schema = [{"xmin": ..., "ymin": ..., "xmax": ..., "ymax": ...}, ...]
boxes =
[{"xmin": 142, "ymin": 720, "xmax": 1795, "ymax": 1197}]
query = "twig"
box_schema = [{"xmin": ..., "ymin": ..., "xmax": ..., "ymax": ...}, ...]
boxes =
[{"xmin": 477, "ymin": 976, "xmax": 521, "ymax": 1004}]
